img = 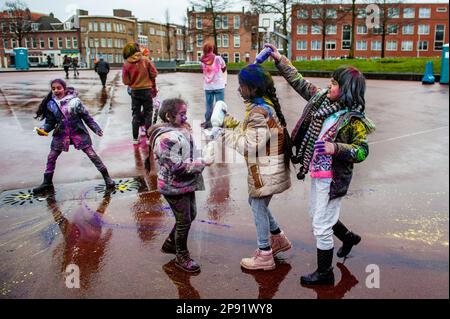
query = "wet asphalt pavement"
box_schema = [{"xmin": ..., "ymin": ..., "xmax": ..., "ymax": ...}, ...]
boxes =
[{"xmin": 0, "ymin": 69, "xmax": 448, "ymax": 299}]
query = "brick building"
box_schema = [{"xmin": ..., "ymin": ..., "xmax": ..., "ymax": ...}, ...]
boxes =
[
  {"xmin": 291, "ymin": 2, "xmax": 449, "ymax": 60},
  {"xmin": 137, "ymin": 20, "xmax": 177, "ymax": 61},
  {"xmin": 0, "ymin": 11, "xmax": 80, "ymax": 68},
  {"xmin": 187, "ymin": 8, "xmax": 258, "ymax": 63},
  {"xmin": 77, "ymin": 9, "xmax": 137, "ymax": 67}
]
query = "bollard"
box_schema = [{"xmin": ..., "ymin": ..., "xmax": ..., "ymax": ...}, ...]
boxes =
[{"xmin": 422, "ymin": 61, "xmax": 435, "ymax": 84}]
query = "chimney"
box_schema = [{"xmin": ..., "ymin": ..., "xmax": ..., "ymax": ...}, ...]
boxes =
[{"xmin": 49, "ymin": 12, "xmax": 54, "ymax": 18}]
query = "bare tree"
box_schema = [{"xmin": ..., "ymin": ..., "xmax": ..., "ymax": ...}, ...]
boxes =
[
  {"xmin": 364, "ymin": 0, "xmax": 404, "ymax": 58},
  {"xmin": 1, "ymin": 0, "xmax": 32, "ymax": 47},
  {"xmin": 189, "ymin": 0, "xmax": 234, "ymax": 54},
  {"xmin": 300, "ymin": 1, "xmax": 349, "ymax": 60},
  {"xmin": 348, "ymin": 0, "xmax": 357, "ymax": 59},
  {"xmin": 165, "ymin": 8, "xmax": 172, "ymax": 60},
  {"xmin": 247, "ymin": 0, "xmax": 295, "ymax": 56}
]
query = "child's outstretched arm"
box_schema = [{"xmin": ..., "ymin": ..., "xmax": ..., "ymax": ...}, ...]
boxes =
[
  {"xmin": 264, "ymin": 43, "xmax": 320, "ymax": 102},
  {"xmin": 76, "ymin": 100, "xmax": 102, "ymax": 135},
  {"xmin": 333, "ymin": 119, "xmax": 369, "ymax": 163}
]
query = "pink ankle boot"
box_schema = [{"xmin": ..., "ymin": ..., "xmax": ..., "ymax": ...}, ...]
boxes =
[
  {"xmin": 240, "ymin": 249, "xmax": 275, "ymax": 271},
  {"xmin": 270, "ymin": 231, "xmax": 292, "ymax": 256}
]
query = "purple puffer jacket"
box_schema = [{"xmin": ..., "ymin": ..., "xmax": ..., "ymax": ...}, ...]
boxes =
[{"xmin": 40, "ymin": 88, "xmax": 101, "ymax": 152}]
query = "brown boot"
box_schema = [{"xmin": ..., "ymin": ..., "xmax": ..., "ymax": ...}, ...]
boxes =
[
  {"xmin": 240, "ymin": 249, "xmax": 275, "ymax": 271},
  {"xmin": 270, "ymin": 231, "xmax": 292, "ymax": 256}
]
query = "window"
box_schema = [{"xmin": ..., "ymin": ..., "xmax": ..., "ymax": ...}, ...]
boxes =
[
  {"xmin": 106, "ymin": 23, "xmax": 111, "ymax": 32},
  {"xmin": 73, "ymin": 37, "xmax": 77, "ymax": 48},
  {"xmin": 222, "ymin": 34, "xmax": 229, "ymax": 47},
  {"xmin": 388, "ymin": 8, "xmax": 399, "ymax": 18},
  {"xmin": 418, "ymin": 41, "xmax": 428, "ymax": 51},
  {"xmin": 326, "ymin": 25, "xmax": 336, "ymax": 35},
  {"xmin": 196, "ymin": 16, "xmax": 202, "ymax": 29},
  {"xmin": 3, "ymin": 39, "xmax": 8, "ymax": 49},
  {"xmin": 234, "ymin": 35, "xmax": 240, "ymax": 48},
  {"xmin": 150, "ymin": 27, "xmax": 155, "ymax": 35},
  {"xmin": 419, "ymin": 8, "xmax": 431, "ymax": 18},
  {"xmin": 312, "ymin": 25, "xmax": 321, "ymax": 34},
  {"xmin": 11, "ymin": 38, "xmax": 16, "ymax": 48},
  {"xmin": 387, "ymin": 24, "xmax": 398, "ymax": 34},
  {"xmin": 89, "ymin": 22, "xmax": 93, "ymax": 31},
  {"xmin": 222, "ymin": 16, "xmax": 228, "ymax": 29},
  {"xmin": 216, "ymin": 35, "xmax": 221, "ymax": 48},
  {"xmin": 311, "ymin": 40, "xmax": 321, "ymax": 50},
  {"xmin": 371, "ymin": 41, "xmax": 381, "ymax": 51},
  {"xmin": 372, "ymin": 26, "xmax": 382, "ymax": 35},
  {"xmin": 311, "ymin": 56, "xmax": 321, "ymax": 61},
  {"xmin": 89, "ymin": 38, "xmax": 94, "ymax": 47},
  {"xmin": 297, "ymin": 9, "xmax": 308, "ymax": 19},
  {"xmin": 312, "ymin": 8, "xmax": 322, "ymax": 19},
  {"xmin": 32, "ymin": 37, "xmax": 37, "ymax": 48},
  {"xmin": 25, "ymin": 38, "xmax": 29, "ymax": 48},
  {"xmin": 386, "ymin": 40, "xmax": 397, "ymax": 51},
  {"xmin": 48, "ymin": 37, "xmax": 54, "ymax": 49},
  {"xmin": 40, "ymin": 38, "xmax": 45, "ymax": 48},
  {"xmin": 401, "ymin": 41, "xmax": 413, "ymax": 51},
  {"xmin": 296, "ymin": 40, "xmax": 307, "ymax": 50},
  {"xmin": 434, "ymin": 25, "xmax": 445, "ymax": 50},
  {"xmin": 297, "ymin": 25, "xmax": 308, "ymax": 35},
  {"xmin": 234, "ymin": 16, "xmax": 240, "ymax": 29},
  {"xmin": 402, "ymin": 25, "xmax": 414, "ymax": 35},
  {"xmin": 296, "ymin": 56, "xmax": 307, "ymax": 61},
  {"xmin": 403, "ymin": 8, "xmax": 415, "ymax": 18},
  {"xmin": 357, "ymin": 9, "xmax": 366, "ymax": 19},
  {"xmin": 196, "ymin": 34, "xmax": 203, "ymax": 47},
  {"xmin": 342, "ymin": 24, "xmax": 351, "ymax": 50},
  {"xmin": 107, "ymin": 38, "xmax": 112, "ymax": 48},
  {"xmin": 93, "ymin": 23, "xmax": 98, "ymax": 32},
  {"xmin": 215, "ymin": 16, "xmax": 222, "ymax": 29},
  {"xmin": 221, "ymin": 52, "xmax": 228, "ymax": 63},
  {"xmin": 327, "ymin": 9, "xmax": 337, "ymax": 19},
  {"xmin": 101, "ymin": 38, "xmax": 106, "ymax": 48},
  {"xmin": 234, "ymin": 52, "xmax": 240, "ymax": 63},
  {"xmin": 356, "ymin": 40, "xmax": 367, "ymax": 50},
  {"xmin": 418, "ymin": 25, "xmax": 430, "ymax": 35},
  {"xmin": 100, "ymin": 23, "xmax": 105, "ymax": 32},
  {"xmin": 325, "ymin": 40, "xmax": 336, "ymax": 50},
  {"xmin": 357, "ymin": 25, "xmax": 367, "ymax": 34},
  {"xmin": 31, "ymin": 23, "xmax": 39, "ymax": 31},
  {"xmin": 65, "ymin": 37, "xmax": 71, "ymax": 49},
  {"xmin": 57, "ymin": 37, "xmax": 63, "ymax": 48},
  {"xmin": 437, "ymin": 7, "xmax": 447, "ymax": 13},
  {"xmin": 94, "ymin": 38, "xmax": 99, "ymax": 48},
  {"xmin": 108, "ymin": 54, "xmax": 113, "ymax": 62}
]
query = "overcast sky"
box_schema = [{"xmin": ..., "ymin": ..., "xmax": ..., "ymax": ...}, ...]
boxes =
[{"xmin": 9, "ymin": 0, "xmax": 450, "ymax": 25}]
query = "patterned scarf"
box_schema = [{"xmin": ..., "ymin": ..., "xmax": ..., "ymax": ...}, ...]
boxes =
[{"xmin": 295, "ymin": 94, "xmax": 342, "ymax": 179}]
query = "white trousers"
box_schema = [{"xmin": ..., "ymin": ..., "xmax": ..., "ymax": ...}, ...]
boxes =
[{"xmin": 309, "ymin": 178, "xmax": 342, "ymax": 250}]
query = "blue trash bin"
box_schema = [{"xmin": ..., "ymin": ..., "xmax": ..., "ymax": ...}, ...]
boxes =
[
  {"xmin": 440, "ymin": 43, "xmax": 449, "ymax": 84},
  {"xmin": 13, "ymin": 47, "xmax": 29, "ymax": 70}
]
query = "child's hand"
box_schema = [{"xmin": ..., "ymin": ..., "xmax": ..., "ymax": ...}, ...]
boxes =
[
  {"xmin": 314, "ymin": 141, "xmax": 335, "ymax": 155},
  {"xmin": 97, "ymin": 130, "xmax": 103, "ymax": 137},
  {"xmin": 264, "ymin": 43, "xmax": 281, "ymax": 62}
]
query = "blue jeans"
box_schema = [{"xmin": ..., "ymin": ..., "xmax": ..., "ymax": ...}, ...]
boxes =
[
  {"xmin": 204, "ymin": 89, "xmax": 225, "ymax": 125},
  {"xmin": 248, "ymin": 195, "xmax": 279, "ymax": 249}
]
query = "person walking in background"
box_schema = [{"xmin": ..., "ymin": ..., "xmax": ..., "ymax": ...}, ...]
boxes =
[
  {"xmin": 94, "ymin": 56, "xmax": 110, "ymax": 88},
  {"xmin": 122, "ymin": 42, "xmax": 158, "ymax": 145},
  {"xmin": 62, "ymin": 55, "xmax": 71, "ymax": 79},
  {"xmin": 200, "ymin": 42, "xmax": 226, "ymax": 129}
]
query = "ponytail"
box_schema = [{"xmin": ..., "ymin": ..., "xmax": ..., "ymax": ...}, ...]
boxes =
[
  {"xmin": 35, "ymin": 91, "xmax": 52, "ymax": 120},
  {"xmin": 267, "ymin": 86, "xmax": 292, "ymax": 169}
]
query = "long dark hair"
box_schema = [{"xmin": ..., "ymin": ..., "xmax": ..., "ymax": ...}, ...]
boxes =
[
  {"xmin": 238, "ymin": 64, "xmax": 292, "ymax": 168},
  {"xmin": 35, "ymin": 78, "xmax": 67, "ymax": 120},
  {"xmin": 332, "ymin": 66, "xmax": 366, "ymax": 111}
]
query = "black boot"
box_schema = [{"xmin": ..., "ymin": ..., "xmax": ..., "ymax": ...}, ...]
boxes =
[
  {"xmin": 333, "ymin": 220, "xmax": 361, "ymax": 258},
  {"xmin": 100, "ymin": 168, "xmax": 116, "ymax": 190},
  {"xmin": 300, "ymin": 248, "xmax": 334, "ymax": 285},
  {"xmin": 175, "ymin": 251, "xmax": 201, "ymax": 273},
  {"xmin": 33, "ymin": 173, "xmax": 54, "ymax": 195},
  {"xmin": 161, "ymin": 236, "xmax": 176, "ymax": 255}
]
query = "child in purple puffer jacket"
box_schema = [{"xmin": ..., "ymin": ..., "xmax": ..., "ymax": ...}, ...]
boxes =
[{"xmin": 33, "ymin": 78, "xmax": 115, "ymax": 194}]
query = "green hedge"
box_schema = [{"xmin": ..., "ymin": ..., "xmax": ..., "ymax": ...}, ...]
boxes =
[{"xmin": 181, "ymin": 57, "xmax": 443, "ymax": 74}]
